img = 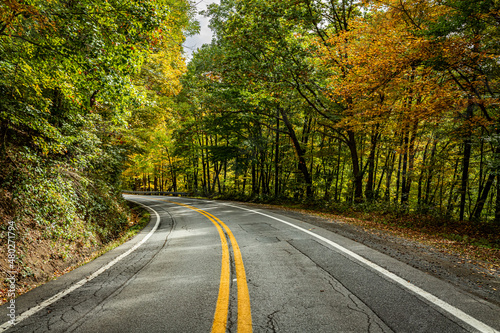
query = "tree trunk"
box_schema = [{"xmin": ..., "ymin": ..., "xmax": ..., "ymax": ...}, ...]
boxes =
[
  {"xmin": 471, "ymin": 144, "xmax": 500, "ymax": 220},
  {"xmin": 385, "ymin": 150, "xmax": 396, "ymax": 201},
  {"xmin": 279, "ymin": 107, "xmax": 313, "ymax": 198},
  {"xmin": 333, "ymin": 139, "xmax": 342, "ymax": 202},
  {"xmin": 401, "ymin": 127, "xmax": 409, "ymax": 204},
  {"xmin": 346, "ymin": 130, "xmax": 363, "ymax": 202},
  {"xmin": 459, "ymin": 103, "xmax": 474, "ymax": 221},
  {"xmin": 242, "ymin": 168, "xmax": 248, "ymax": 195},
  {"xmin": 445, "ymin": 158, "xmax": 460, "ymax": 216},
  {"xmin": 395, "ymin": 152, "xmax": 402, "ymax": 204},
  {"xmin": 402, "ymin": 121, "xmax": 418, "ymax": 205},
  {"xmin": 200, "ymin": 137, "xmax": 207, "ymax": 194},
  {"xmin": 495, "ymin": 175, "xmax": 500, "ymax": 224},
  {"xmin": 376, "ymin": 148, "xmax": 391, "ymax": 198},
  {"xmin": 274, "ymin": 109, "xmax": 280, "ymax": 197},
  {"xmin": 365, "ymin": 125, "xmax": 379, "ymax": 201},
  {"xmin": 417, "ymin": 140, "xmax": 430, "ymax": 207},
  {"xmin": 252, "ymin": 160, "xmax": 258, "ymax": 196},
  {"xmin": 338, "ymin": 150, "xmax": 346, "ymax": 202},
  {"xmin": 424, "ymin": 140, "xmax": 437, "ymax": 205},
  {"xmin": 471, "ymin": 172, "xmax": 495, "ymax": 220},
  {"xmin": 260, "ymin": 149, "xmax": 268, "ymax": 195}
]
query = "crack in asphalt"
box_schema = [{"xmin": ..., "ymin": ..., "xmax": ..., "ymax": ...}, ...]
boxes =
[
  {"xmin": 346, "ymin": 293, "xmax": 393, "ymax": 333},
  {"xmin": 287, "ymin": 239, "xmax": 393, "ymax": 333},
  {"xmin": 59, "ymin": 311, "xmax": 69, "ymax": 325},
  {"xmin": 45, "ymin": 309, "xmax": 52, "ymax": 331},
  {"xmin": 266, "ymin": 310, "xmax": 280, "ymax": 333},
  {"xmin": 74, "ymin": 205, "xmax": 176, "ymax": 330},
  {"xmin": 255, "ymin": 204, "xmax": 500, "ymax": 307}
]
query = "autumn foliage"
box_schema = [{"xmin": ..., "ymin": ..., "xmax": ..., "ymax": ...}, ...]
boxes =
[
  {"xmin": 120, "ymin": 0, "xmax": 500, "ymax": 230},
  {"xmin": 0, "ymin": 0, "xmax": 193, "ymax": 291}
]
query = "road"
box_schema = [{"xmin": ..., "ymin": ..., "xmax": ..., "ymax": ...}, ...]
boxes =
[{"xmin": 1, "ymin": 195, "xmax": 499, "ymax": 332}]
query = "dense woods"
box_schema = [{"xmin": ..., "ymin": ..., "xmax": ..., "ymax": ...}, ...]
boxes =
[
  {"xmin": 122, "ymin": 0, "xmax": 500, "ymax": 225},
  {"xmin": 0, "ymin": 0, "xmax": 193, "ymax": 284}
]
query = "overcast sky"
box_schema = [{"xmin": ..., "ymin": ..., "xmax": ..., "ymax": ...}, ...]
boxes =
[{"xmin": 183, "ymin": 0, "xmax": 220, "ymax": 61}]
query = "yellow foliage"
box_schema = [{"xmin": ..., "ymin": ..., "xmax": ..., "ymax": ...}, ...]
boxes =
[{"xmin": 315, "ymin": 0, "xmax": 467, "ymax": 132}]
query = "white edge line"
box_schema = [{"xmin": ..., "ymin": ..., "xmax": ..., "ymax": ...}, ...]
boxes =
[
  {"xmin": 221, "ymin": 202, "xmax": 499, "ymax": 333},
  {"xmin": 0, "ymin": 199, "xmax": 160, "ymax": 332}
]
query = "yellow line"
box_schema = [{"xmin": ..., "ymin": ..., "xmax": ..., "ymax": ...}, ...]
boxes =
[
  {"xmin": 206, "ymin": 214, "xmax": 231, "ymax": 333},
  {"xmin": 208, "ymin": 213, "xmax": 253, "ymax": 333},
  {"xmin": 166, "ymin": 200, "xmax": 253, "ymax": 333},
  {"xmin": 156, "ymin": 200, "xmax": 230, "ymax": 332}
]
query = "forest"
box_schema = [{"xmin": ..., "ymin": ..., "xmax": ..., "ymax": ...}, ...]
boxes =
[
  {"xmin": 124, "ymin": 0, "xmax": 500, "ymax": 225},
  {"xmin": 0, "ymin": 0, "xmax": 194, "ymax": 288},
  {"xmin": 0, "ymin": 0, "xmax": 499, "ymax": 290}
]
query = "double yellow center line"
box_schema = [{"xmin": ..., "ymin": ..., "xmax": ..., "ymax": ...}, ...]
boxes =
[{"xmin": 165, "ymin": 201, "xmax": 252, "ymax": 333}]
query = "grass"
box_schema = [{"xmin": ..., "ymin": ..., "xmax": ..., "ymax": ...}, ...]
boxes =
[{"xmin": 72, "ymin": 202, "xmax": 151, "ymax": 269}]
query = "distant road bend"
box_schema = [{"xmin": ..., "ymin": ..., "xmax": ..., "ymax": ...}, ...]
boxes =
[{"xmin": 1, "ymin": 195, "xmax": 499, "ymax": 332}]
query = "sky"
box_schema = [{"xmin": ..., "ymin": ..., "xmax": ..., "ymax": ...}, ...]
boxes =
[{"xmin": 183, "ymin": 0, "xmax": 220, "ymax": 60}]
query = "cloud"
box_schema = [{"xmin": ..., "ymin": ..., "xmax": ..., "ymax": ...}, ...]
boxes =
[{"xmin": 184, "ymin": 0, "xmax": 220, "ymax": 60}]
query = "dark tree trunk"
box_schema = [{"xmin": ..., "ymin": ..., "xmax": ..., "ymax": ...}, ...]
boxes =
[
  {"xmin": 274, "ymin": 109, "xmax": 280, "ymax": 197},
  {"xmin": 445, "ymin": 158, "xmax": 460, "ymax": 216},
  {"xmin": 459, "ymin": 103, "xmax": 474, "ymax": 221},
  {"xmin": 365, "ymin": 125, "xmax": 379, "ymax": 201},
  {"xmin": 424, "ymin": 140, "xmax": 437, "ymax": 205},
  {"xmin": 471, "ymin": 172, "xmax": 496, "ymax": 220},
  {"xmin": 252, "ymin": 161, "xmax": 258, "ymax": 196},
  {"xmin": 417, "ymin": 140, "xmax": 430, "ymax": 207},
  {"xmin": 279, "ymin": 107, "xmax": 313, "ymax": 198},
  {"xmin": 401, "ymin": 127, "xmax": 409, "ymax": 204},
  {"xmin": 495, "ymin": 175, "xmax": 500, "ymax": 224},
  {"xmin": 376, "ymin": 148, "xmax": 391, "ymax": 198},
  {"xmin": 346, "ymin": 130, "xmax": 363, "ymax": 202},
  {"xmin": 385, "ymin": 150, "xmax": 396, "ymax": 201},
  {"xmin": 395, "ymin": 152, "xmax": 402, "ymax": 204},
  {"xmin": 333, "ymin": 139, "xmax": 342, "ymax": 202},
  {"xmin": 402, "ymin": 121, "xmax": 418, "ymax": 205},
  {"xmin": 471, "ymin": 144, "xmax": 500, "ymax": 220}
]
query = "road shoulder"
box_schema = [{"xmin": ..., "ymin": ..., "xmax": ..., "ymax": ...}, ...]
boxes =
[{"xmin": 221, "ymin": 200, "xmax": 500, "ymax": 307}]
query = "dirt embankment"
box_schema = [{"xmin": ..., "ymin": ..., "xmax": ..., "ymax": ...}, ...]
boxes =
[{"xmin": 0, "ymin": 203, "xmax": 149, "ymax": 305}]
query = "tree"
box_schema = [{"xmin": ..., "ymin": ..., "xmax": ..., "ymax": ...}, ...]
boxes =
[{"xmin": 0, "ymin": 0, "xmax": 193, "ymax": 228}]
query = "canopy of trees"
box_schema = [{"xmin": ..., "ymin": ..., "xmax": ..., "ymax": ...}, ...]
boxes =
[
  {"xmin": 123, "ymin": 0, "xmax": 500, "ymax": 224},
  {"xmin": 2, "ymin": 0, "xmax": 499, "ymax": 233},
  {"xmin": 0, "ymin": 0, "xmax": 194, "ymax": 239}
]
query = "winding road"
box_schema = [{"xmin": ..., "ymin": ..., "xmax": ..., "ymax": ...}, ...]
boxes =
[{"xmin": 1, "ymin": 195, "xmax": 499, "ymax": 332}]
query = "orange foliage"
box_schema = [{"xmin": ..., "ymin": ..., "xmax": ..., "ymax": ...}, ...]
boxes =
[{"xmin": 315, "ymin": 0, "xmax": 473, "ymax": 132}]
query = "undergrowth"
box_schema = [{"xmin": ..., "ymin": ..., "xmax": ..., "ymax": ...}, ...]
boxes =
[
  {"xmin": 0, "ymin": 147, "xmax": 151, "ymax": 305},
  {"xmin": 213, "ymin": 193, "xmax": 500, "ymax": 251}
]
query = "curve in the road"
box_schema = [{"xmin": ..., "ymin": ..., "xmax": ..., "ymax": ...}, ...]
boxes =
[
  {"xmin": 220, "ymin": 202, "xmax": 500, "ymax": 333},
  {"xmin": 162, "ymin": 199, "xmax": 253, "ymax": 333},
  {"xmin": 2, "ymin": 196, "xmax": 499, "ymax": 333}
]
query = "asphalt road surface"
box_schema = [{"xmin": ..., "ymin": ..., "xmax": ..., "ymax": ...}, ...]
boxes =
[{"xmin": 1, "ymin": 195, "xmax": 499, "ymax": 333}]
